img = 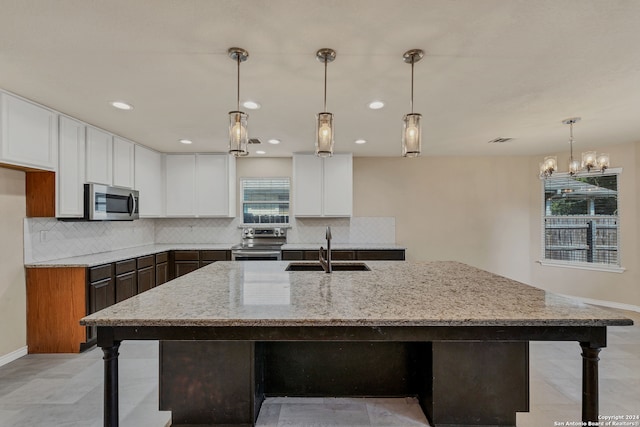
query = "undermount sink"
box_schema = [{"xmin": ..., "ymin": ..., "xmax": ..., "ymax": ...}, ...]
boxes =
[{"xmin": 285, "ymin": 262, "xmax": 371, "ymax": 272}]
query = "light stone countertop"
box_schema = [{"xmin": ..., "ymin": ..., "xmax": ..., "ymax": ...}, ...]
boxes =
[
  {"xmin": 24, "ymin": 244, "xmax": 235, "ymax": 268},
  {"xmin": 81, "ymin": 260, "xmax": 633, "ymax": 328},
  {"xmin": 25, "ymin": 243, "xmax": 405, "ymax": 268}
]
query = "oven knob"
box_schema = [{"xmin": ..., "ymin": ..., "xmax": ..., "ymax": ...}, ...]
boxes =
[{"xmin": 274, "ymin": 229, "xmax": 280, "ymax": 236}]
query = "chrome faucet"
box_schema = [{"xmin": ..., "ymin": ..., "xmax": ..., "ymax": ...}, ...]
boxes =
[{"xmin": 319, "ymin": 226, "xmax": 332, "ymax": 273}]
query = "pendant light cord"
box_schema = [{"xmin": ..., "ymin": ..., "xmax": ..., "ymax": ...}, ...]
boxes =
[
  {"xmin": 569, "ymin": 121, "xmax": 574, "ymax": 162},
  {"xmin": 410, "ymin": 56, "xmax": 415, "ymax": 114},
  {"xmin": 236, "ymin": 56, "xmax": 241, "ymax": 112},
  {"xmin": 323, "ymin": 56, "xmax": 328, "ymax": 112}
]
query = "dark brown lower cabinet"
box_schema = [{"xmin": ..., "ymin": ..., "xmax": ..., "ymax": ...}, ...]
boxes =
[
  {"xmin": 282, "ymin": 249, "xmax": 406, "ymax": 261},
  {"xmin": 156, "ymin": 252, "xmax": 169, "ymax": 286},
  {"xmin": 115, "ymin": 271, "xmax": 137, "ymax": 302},
  {"xmin": 137, "ymin": 267, "xmax": 154, "ymax": 293},
  {"xmin": 172, "ymin": 250, "xmax": 200, "ymax": 279}
]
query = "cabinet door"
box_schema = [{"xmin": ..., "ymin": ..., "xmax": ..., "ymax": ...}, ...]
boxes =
[
  {"xmin": 89, "ymin": 277, "xmax": 116, "ymax": 313},
  {"xmin": 323, "ymin": 153, "xmax": 352, "ymax": 216},
  {"xmin": 156, "ymin": 262, "xmax": 168, "ymax": 286},
  {"xmin": 0, "ymin": 92, "xmax": 58, "ymax": 170},
  {"xmin": 175, "ymin": 262, "xmax": 199, "ymax": 278},
  {"xmin": 165, "ymin": 154, "xmax": 196, "ymax": 216},
  {"xmin": 196, "ymin": 154, "xmax": 233, "ymax": 217},
  {"xmin": 112, "ymin": 137, "xmax": 134, "ymax": 189},
  {"xmin": 115, "ymin": 271, "xmax": 137, "ymax": 302},
  {"xmin": 293, "ymin": 154, "xmax": 323, "ymax": 216},
  {"xmin": 137, "ymin": 266, "xmax": 154, "ymax": 293},
  {"xmin": 56, "ymin": 116, "xmax": 85, "ymax": 217},
  {"xmin": 86, "ymin": 126, "xmax": 113, "ymax": 185},
  {"xmin": 134, "ymin": 145, "xmax": 164, "ymax": 217}
]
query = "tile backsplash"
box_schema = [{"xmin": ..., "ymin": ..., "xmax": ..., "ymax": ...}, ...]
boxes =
[
  {"xmin": 25, "ymin": 216, "xmax": 395, "ymax": 262},
  {"xmin": 24, "ymin": 218, "xmax": 155, "ymax": 263}
]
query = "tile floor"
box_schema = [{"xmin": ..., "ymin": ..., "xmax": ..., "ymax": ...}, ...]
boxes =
[{"xmin": 0, "ymin": 309, "xmax": 637, "ymax": 427}]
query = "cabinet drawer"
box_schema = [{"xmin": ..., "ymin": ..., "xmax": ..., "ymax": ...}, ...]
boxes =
[
  {"xmin": 89, "ymin": 264, "xmax": 113, "ymax": 283},
  {"xmin": 282, "ymin": 250, "xmax": 303, "ymax": 261},
  {"xmin": 155, "ymin": 252, "xmax": 168, "ymax": 264},
  {"xmin": 303, "ymin": 250, "xmax": 354, "ymax": 261},
  {"xmin": 200, "ymin": 250, "xmax": 230, "ymax": 261},
  {"xmin": 137, "ymin": 255, "xmax": 154, "ymax": 269},
  {"xmin": 173, "ymin": 251, "xmax": 199, "ymax": 261},
  {"xmin": 115, "ymin": 259, "xmax": 136, "ymax": 275}
]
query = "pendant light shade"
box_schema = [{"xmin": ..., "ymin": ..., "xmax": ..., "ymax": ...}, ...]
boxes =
[
  {"xmin": 315, "ymin": 48, "xmax": 336, "ymax": 157},
  {"xmin": 228, "ymin": 47, "xmax": 249, "ymax": 157},
  {"xmin": 402, "ymin": 49, "xmax": 424, "ymax": 157},
  {"xmin": 539, "ymin": 156, "xmax": 557, "ymax": 178}
]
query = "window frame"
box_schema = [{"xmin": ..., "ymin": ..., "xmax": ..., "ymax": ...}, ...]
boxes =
[
  {"xmin": 539, "ymin": 168, "xmax": 625, "ymax": 273},
  {"xmin": 240, "ymin": 177, "xmax": 291, "ymax": 226}
]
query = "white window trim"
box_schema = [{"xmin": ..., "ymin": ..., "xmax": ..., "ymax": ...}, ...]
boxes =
[
  {"xmin": 240, "ymin": 177, "xmax": 290, "ymax": 226},
  {"xmin": 539, "ymin": 168, "xmax": 623, "ymax": 271}
]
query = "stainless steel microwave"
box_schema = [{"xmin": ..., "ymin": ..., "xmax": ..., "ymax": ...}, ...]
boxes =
[{"xmin": 84, "ymin": 184, "xmax": 139, "ymax": 220}]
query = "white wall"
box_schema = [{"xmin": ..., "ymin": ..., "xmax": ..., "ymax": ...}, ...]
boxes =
[{"xmin": 0, "ymin": 167, "xmax": 26, "ymax": 358}]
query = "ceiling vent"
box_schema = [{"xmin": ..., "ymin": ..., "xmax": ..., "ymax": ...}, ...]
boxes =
[
  {"xmin": 488, "ymin": 137, "xmax": 513, "ymax": 144},
  {"xmin": 248, "ymin": 138, "xmax": 261, "ymax": 144}
]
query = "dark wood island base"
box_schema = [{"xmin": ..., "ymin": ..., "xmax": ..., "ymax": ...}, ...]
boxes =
[{"xmin": 97, "ymin": 325, "xmax": 605, "ymax": 427}]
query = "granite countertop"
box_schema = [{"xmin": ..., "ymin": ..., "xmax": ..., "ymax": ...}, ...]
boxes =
[
  {"xmin": 25, "ymin": 243, "xmax": 405, "ymax": 268},
  {"xmin": 25, "ymin": 243, "xmax": 235, "ymax": 268},
  {"xmin": 281, "ymin": 243, "xmax": 406, "ymax": 250},
  {"xmin": 81, "ymin": 260, "xmax": 633, "ymax": 328}
]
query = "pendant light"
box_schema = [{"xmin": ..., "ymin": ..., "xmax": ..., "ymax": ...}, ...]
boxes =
[
  {"xmin": 315, "ymin": 48, "xmax": 336, "ymax": 157},
  {"xmin": 563, "ymin": 117, "xmax": 581, "ymax": 176},
  {"xmin": 228, "ymin": 47, "xmax": 249, "ymax": 157},
  {"xmin": 402, "ymin": 49, "xmax": 424, "ymax": 157}
]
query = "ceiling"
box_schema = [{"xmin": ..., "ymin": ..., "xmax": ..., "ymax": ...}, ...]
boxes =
[{"xmin": 1, "ymin": 0, "xmax": 640, "ymax": 157}]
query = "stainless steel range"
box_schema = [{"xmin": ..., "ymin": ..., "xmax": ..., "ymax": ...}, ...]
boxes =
[{"xmin": 231, "ymin": 227, "xmax": 287, "ymax": 261}]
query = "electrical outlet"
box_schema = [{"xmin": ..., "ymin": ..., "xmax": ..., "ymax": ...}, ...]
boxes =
[{"xmin": 39, "ymin": 230, "xmax": 48, "ymax": 242}]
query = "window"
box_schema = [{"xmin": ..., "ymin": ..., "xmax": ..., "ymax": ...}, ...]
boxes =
[
  {"xmin": 241, "ymin": 178, "xmax": 290, "ymax": 224},
  {"xmin": 542, "ymin": 171, "xmax": 620, "ymax": 268}
]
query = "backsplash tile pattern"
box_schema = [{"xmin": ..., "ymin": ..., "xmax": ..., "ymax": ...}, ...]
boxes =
[
  {"xmin": 24, "ymin": 218, "xmax": 155, "ymax": 263},
  {"xmin": 25, "ymin": 216, "xmax": 395, "ymax": 263},
  {"xmin": 154, "ymin": 218, "xmax": 241, "ymax": 244}
]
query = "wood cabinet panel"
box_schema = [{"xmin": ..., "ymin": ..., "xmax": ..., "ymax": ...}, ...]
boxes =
[
  {"xmin": 115, "ymin": 259, "xmax": 136, "ymax": 275},
  {"xmin": 174, "ymin": 250, "xmax": 200, "ymax": 261},
  {"xmin": 156, "ymin": 262, "xmax": 168, "ymax": 286},
  {"xmin": 175, "ymin": 262, "xmax": 199, "ymax": 278},
  {"xmin": 155, "ymin": 252, "xmax": 169, "ymax": 264},
  {"xmin": 89, "ymin": 277, "xmax": 115, "ymax": 313},
  {"xmin": 138, "ymin": 266, "xmax": 154, "ymax": 293},
  {"xmin": 115, "ymin": 271, "xmax": 137, "ymax": 302},
  {"xmin": 201, "ymin": 250, "xmax": 231, "ymax": 262},
  {"xmin": 281, "ymin": 250, "xmax": 304, "ymax": 261},
  {"xmin": 26, "ymin": 267, "xmax": 87, "ymax": 353},
  {"xmin": 137, "ymin": 255, "xmax": 154, "ymax": 269},
  {"xmin": 26, "ymin": 171, "xmax": 55, "ymax": 217},
  {"xmin": 88, "ymin": 263, "xmax": 113, "ymax": 283}
]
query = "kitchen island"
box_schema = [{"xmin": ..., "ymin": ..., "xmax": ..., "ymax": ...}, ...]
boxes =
[{"xmin": 81, "ymin": 260, "xmax": 632, "ymax": 427}]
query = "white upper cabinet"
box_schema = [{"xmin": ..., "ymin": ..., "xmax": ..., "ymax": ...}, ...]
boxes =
[
  {"xmin": 196, "ymin": 154, "xmax": 236, "ymax": 217},
  {"xmin": 56, "ymin": 116, "xmax": 86, "ymax": 217},
  {"xmin": 0, "ymin": 92, "xmax": 58, "ymax": 171},
  {"xmin": 165, "ymin": 153, "xmax": 236, "ymax": 218},
  {"xmin": 293, "ymin": 153, "xmax": 352, "ymax": 217},
  {"xmin": 112, "ymin": 137, "xmax": 135, "ymax": 189},
  {"xmin": 165, "ymin": 154, "xmax": 197, "ymax": 217},
  {"xmin": 85, "ymin": 126, "xmax": 113, "ymax": 185},
  {"xmin": 134, "ymin": 144, "xmax": 164, "ymax": 217}
]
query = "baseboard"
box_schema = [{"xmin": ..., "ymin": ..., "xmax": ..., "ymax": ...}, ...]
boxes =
[
  {"xmin": 560, "ymin": 294, "xmax": 640, "ymax": 313},
  {"xmin": 0, "ymin": 346, "xmax": 28, "ymax": 367}
]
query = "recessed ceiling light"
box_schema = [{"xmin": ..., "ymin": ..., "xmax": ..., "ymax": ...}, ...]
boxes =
[
  {"xmin": 179, "ymin": 139, "xmax": 193, "ymax": 145},
  {"xmin": 268, "ymin": 139, "xmax": 281, "ymax": 145},
  {"xmin": 354, "ymin": 139, "xmax": 367, "ymax": 144},
  {"xmin": 110, "ymin": 101, "xmax": 133, "ymax": 110},
  {"xmin": 243, "ymin": 101, "xmax": 261, "ymax": 110},
  {"xmin": 255, "ymin": 150, "xmax": 266, "ymax": 154},
  {"xmin": 368, "ymin": 101, "xmax": 385, "ymax": 110}
]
